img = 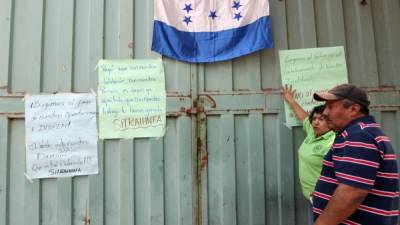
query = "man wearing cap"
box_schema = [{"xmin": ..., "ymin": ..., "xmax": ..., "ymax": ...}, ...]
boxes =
[{"xmin": 311, "ymin": 84, "xmax": 399, "ymax": 225}]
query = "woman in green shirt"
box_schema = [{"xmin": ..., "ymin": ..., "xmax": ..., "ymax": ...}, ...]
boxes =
[{"xmin": 282, "ymin": 85, "xmax": 335, "ymax": 223}]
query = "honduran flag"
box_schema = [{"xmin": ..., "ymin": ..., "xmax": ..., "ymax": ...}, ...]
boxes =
[{"xmin": 151, "ymin": 0, "xmax": 273, "ymax": 63}]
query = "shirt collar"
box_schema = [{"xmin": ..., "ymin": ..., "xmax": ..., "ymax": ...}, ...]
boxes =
[
  {"xmin": 316, "ymin": 129, "xmax": 335, "ymax": 140},
  {"xmin": 337, "ymin": 115, "xmax": 376, "ymax": 135}
]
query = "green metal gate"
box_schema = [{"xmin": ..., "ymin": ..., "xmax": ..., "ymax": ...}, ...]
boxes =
[{"xmin": 1, "ymin": 0, "xmax": 400, "ymax": 225}]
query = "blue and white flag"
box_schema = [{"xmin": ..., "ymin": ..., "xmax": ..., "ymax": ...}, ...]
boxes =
[{"xmin": 152, "ymin": 0, "xmax": 273, "ymax": 63}]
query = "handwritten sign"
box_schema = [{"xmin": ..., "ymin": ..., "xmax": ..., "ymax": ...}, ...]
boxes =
[
  {"xmin": 279, "ymin": 46, "xmax": 349, "ymax": 126},
  {"xmin": 98, "ymin": 59, "xmax": 166, "ymax": 139},
  {"xmin": 25, "ymin": 93, "xmax": 98, "ymax": 179}
]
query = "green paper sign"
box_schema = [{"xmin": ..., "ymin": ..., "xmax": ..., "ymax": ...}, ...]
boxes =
[
  {"xmin": 98, "ymin": 59, "xmax": 166, "ymax": 139},
  {"xmin": 279, "ymin": 46, "xmax": 349, "ymax": 127}
]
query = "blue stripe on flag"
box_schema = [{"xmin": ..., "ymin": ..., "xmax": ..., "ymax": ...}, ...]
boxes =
[{"xmin": 151, "ymin": 16, "xmax": 273, "ymax": 63}]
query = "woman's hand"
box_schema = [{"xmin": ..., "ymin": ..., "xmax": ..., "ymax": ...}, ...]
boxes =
[
  {"xmin": 281, "ymin": 84, "xmax": 308, "ymax": 121},
  {"xmin": 282, "ymin": 84, "xmax": 296, "ymax": 103}
]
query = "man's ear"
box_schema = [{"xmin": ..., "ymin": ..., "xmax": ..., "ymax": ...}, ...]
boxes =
[{"xmin": 349, "ymin": 104, "xmax": 361, "ymax": 116}]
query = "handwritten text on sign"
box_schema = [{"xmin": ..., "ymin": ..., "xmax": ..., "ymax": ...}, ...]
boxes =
[
  {"xmin": 25, "ymin": 93, "xmax": 98, "ymax": 179},
  {"xmin": 279, "ymin": 47, "xmax": 348, "ymax": 127},
  {"xmin": 98, "ymin": 59, "xmax": 166, "ymax": 139}
]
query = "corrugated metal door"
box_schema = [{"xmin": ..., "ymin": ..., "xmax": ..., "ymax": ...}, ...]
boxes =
[
  {"xmin": 0, "ymin": 1, "xmax": 196, "ymax": 225},
  {"xmin": 1, "ymin": 1, "xmax": 400, "ymax": 225},
  {"xmin": 197, "ymin": 1, "xmax": 400, "ymax": 225}
]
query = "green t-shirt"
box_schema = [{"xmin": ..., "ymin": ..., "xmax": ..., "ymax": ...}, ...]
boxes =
[{"xmin": 298, "ymin": 118, "xmax": 335, "ymax": 199}]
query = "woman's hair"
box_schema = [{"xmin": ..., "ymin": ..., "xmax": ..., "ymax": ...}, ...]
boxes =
[{"xmin": 309, "ymin": 105, "xmax": 326, "ymax": 123}]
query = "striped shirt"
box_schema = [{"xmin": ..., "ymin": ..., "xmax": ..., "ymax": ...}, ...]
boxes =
[{"xmin": 312, "ymin": 116, "xmax": 399, "ymax": 225}]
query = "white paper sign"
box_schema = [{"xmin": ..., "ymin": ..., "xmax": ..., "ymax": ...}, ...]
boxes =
[
  {"xmin": 279, "ymin": 47, "xmax": 349, "ymax": 127},
  {"xmin": 98, "ymin": 59, "xmax": 166, "ymax": 139},
  {"xmin": 25, "ymin": 93, "xmax": 98, "ymax": 179}
]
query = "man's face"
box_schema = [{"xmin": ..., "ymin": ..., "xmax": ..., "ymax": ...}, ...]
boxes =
[{"xmin": 323, "ymin": 100, "xmax": 353, "ymax": 132}]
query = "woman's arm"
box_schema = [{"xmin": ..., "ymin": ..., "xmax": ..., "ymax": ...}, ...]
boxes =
[{"xmin": 282, "ymin": 85, "xmax": 308, "ymax": 122}]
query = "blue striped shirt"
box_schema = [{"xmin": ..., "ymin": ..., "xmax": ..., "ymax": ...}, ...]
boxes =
[{"xmin": 312, "ymin": 116, "xmax": 399, "ymax": 225}]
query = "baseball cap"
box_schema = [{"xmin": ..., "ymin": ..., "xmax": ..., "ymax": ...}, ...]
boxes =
[{"xmin": 313, "ymin": 84, "xmax": 370, "ymax": 107}]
